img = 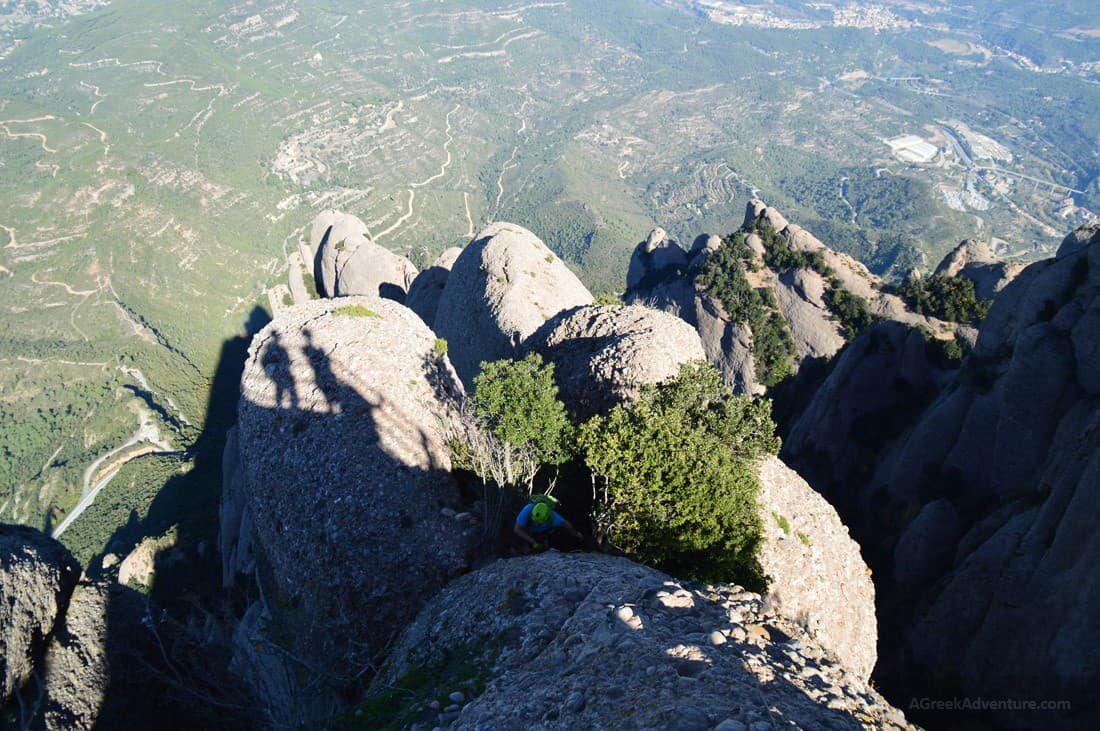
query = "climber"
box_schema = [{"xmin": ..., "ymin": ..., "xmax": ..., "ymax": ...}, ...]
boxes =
[{"xmin": 513, "ymin": 497, "xmax": 580, "ymax": 552}]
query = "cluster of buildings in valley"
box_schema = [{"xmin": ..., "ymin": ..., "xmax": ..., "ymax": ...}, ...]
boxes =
[{"xmin": 664, "ymin": 1, "xmax": 910, "ymax": 31}]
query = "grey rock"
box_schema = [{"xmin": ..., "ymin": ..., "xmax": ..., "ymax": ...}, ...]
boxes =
[
  {"xmin": 1071, "ymin": 285, "xmax": 1100, "ymax": 395},
  {"xmin": 373, "ymin": 554, "xmax": 913, "ymax": 730},
  {"xmin": 785, "ymin": 229, "xmax": 1100, "ymax": 729},
  {"xmin": 219, "ymin": 425, "xmax": 252, "ymax": 587},
  {"xmin": 744, "ymin": 232, "xmax": 766, "ymax": 258},
  {"xmin": 690, "ymin": 233, "xmax": 723, "ymax": 256},
  {"xmin": 0, "ymin": 523, "xmax": 81, "ymax": 703},
  {"xmin": 333, "ymin": 234, "xmax": 418, "ymax": 301},
  {"xmin": 693, "ymin": 291, "xmax": 761, "ymax": 395},
  {"xmin": 307, "ymin": 210, "xmax": 370, "ymax": 298},
  {"xmin": 1055, "ymin": 221, "xmax": 1100, "ymax": 257},
  {"xmin": 234, "ymin": 296, "xmax": 479, "ymax": 691},
  {"xmin": 625, "ymin": 274, "xmax": 698, "ymax": 323},
  {"xmin": 892, "ymin": 499, "xmax": 961, "ymax": 593},
  {"xmin": 742, "ymin": 199, "xmax": 788, "ymax": 233},
  {"xmin": 742, "ymin": 199, "xmax": 768, "ymax": 229},
  {"xmin": 434, "ymin": 222, "xmax": 593, "ymax": 389},
  {"xmin": 714, "ymin": 720, "xmax": 747, "ymax": 731},
  {"xmin": 755, "ymin": 457, "xmax": 878, "ymax": 681},
  {"xmin": 774, "ymin": 270, "xmax": 846, "ymax": 360},
  {"xmin": 304, "ymin": 210, "xmax": 418, "ymax": 301},
  {"xmin": 525, "ymin": 304, "xmax": 706, "ymax": 420},
  {"xmin": 406, "ymin": 247, "xmax": 462, "ymax": 326},
  {"xmin": 785, "ymin": 224, "xmax": 826, "ymax": 254},
  {"xmin": 934, "ymin": 239, "xmax": 1023, "ymax": 301},
  {"xmin": 784, "ymin": 322, "xmax": 947, "ymax": 510},
  {"xmin": 627, "ymin": 228, "xmax": 689, "ymax": 291},
  {"xmin": 287, "ymin": 250, "xmax": 310, "ymax": 305},
  {"xmin": 33, "ymin": 582, "xmax": 115, "ymax": 730}
]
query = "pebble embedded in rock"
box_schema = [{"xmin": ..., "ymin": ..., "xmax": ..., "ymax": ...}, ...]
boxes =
[
  {"xmin": 449, "ymin": 691, "xmax": 465, "ymax": 704},
  {"xmin": 670, "ymin": 705, "xmax": 710, "ymax": 731},
  {"xmin": 714, "ymin": 720, "xmax": 747, "ymax": 731},
  {"xmin": 709, "ymin": 630, "xmax": 727, "ymax": 646},
  {"xmin": 565, "ymin": 691, "xmax": 585, "ymax": 713}
]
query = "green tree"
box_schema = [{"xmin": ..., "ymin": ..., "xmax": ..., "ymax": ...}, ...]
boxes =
[
  {"xmin": 472, "ymin": 353, "xmax": 574, "ymax": 467},
  {"xmin": 825, "ymin": 285, "xmax": 874, "ymax": 339},
  {"xmin": 577, "ymin": 362, "xmax": 779, "ymax": 589},
  {"xmin": 450, "ymin": 353, "xmax": 574, "ymax": 501},
  {"xmin": 898, "ymin": 274, "xmax": 991, "ymax": 324},
  {"xmin": 695, "ymin": 238, "xmax": 798, "ymax": 386}
]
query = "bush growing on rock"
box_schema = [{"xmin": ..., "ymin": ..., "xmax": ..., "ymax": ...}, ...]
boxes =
[
  {"xmin": 473, "ymin": 353, "xmax": 574, "ymax": 468},
  {"xmin": 695, "ymin": 235, "xmax": 798, "ymax": 386},
  {"xmin": 451, "ymin": 353, "xmax": 574, "ymax": 495},
  {"xmin": 577, "ymin": 361, "xmax": 780, "ymax": 589},
  {"xmin": 897, "ymin": 273, "xmax": 991, "ymax": 324}
]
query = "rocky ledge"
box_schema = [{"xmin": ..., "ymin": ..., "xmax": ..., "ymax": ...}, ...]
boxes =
[{"xmin": 368, "ymin": 552, "xmax": 912, "ymax": 731}]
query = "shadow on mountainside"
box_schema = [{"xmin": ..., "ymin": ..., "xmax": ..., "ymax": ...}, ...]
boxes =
[
  {"xmin": 91, "ymin": 307, "xmax": 269, "ymax": 728},
  {"xmin": 6, "ymin": 310, "xmax": 271, "ymax": 729},
  {"xmin": 212, "ymin": 303, "xmax": 504, "ymax": 726}
]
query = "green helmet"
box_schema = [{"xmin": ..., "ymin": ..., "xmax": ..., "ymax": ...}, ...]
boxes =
[{"xmin": 531, "ymin": 502, "xmax": 552, "ymax": 524}]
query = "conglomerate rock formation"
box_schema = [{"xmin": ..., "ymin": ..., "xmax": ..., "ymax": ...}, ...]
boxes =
[
  {"xmin": 434, "ymin": 222, "xmax": 593, "ymax": 389},
  {"xmin": 524, "ymin": 303, "xmax": 706, "ymax": 420},
  {"xmin": 370, "ymin": 552, "xmax": 911, "ymax": 730},
  {"xmin": 783, "ymin": 225, "xmax": 1100, "ymax": 730},
  {"xmin": 229, "ymin": 295, "xmax": 482, "ymax": 695}
]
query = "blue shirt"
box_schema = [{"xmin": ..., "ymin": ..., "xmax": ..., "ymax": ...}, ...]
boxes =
[{"xmin": 516, "ymin": 503, "xmax": 564, "ymax": 534}]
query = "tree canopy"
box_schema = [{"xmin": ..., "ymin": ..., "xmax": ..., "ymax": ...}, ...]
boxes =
[{"xmin": 577, "ymin": 361, "xmax": 779, "ymax": 589}]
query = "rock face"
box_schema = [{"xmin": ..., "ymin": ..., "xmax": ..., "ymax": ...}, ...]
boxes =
[
  {"xmin": 782, "ymin": 225, "xmax": 1100, "ymax": 730},
  {"xmin": 219, "ymin": 425, "xmax": 252, "ymax": 587},
  {"xmin": 626, "ymin": 199, "xmax": 952, "ymax": 395},
  {"xmin": 303, "ymin": 210, "xmax": 368, "ymax": 297},
  {"xmin": 33, "ymin": 582, "xmax": 122, "ymax": 730},
  {"xmin": 368, "ymin": 553, "xmax": 914, "ymax": 730},
  {"xmin": 304, "ymin": 210, "xmax": 418, "ymax": 300},
  {"xmin": 626, "ymin": 228, "xmax": 689, "ymax": 290},
  {"xmin": 0, "ymin": 523, "xmax": 81, "ymax": 704},
  {"xmin": 934, "ymin": 239, "xmax": 1023, "ymax": 300},
  {"xmin": 774, "ymin": 269, "xmax": 846, "ymax": 359},
  {"xmin": 434, "ymin": 223, "xmax": 593, "ymax": 389},
  {"xmin": 333, "ymin": 236, "xmax": 418, "ymax": 300},
  {"xmin": 232, "ymin": 296, "xmax": 481, "ymax": 689},
  {"xmin": 755, "ymin": 457, "xmax": 877, "ymax": 681},
  {"xmin": 525, "ymin": 304, "xmax": 706, "ymax": 419},
  {"xmin": 783, "ymin": 322, "xmax": 949, "ymax": 510},
  {"xmin": 0, "ymin": 528, "xmax": 247, "ymax": 730},
  {"xmin": 405, "ymin": 246, "xmax": 461, "ymax": 326},
  {"xmin": 692, "ymin": 291, "xmax": 761, "ymax": 395}
]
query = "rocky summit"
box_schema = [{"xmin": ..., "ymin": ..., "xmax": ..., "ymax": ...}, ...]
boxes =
[
  {"xmin": 524, "ymin": 303, "xmax": 706, "ymax": 420},
  {"xmin": 226, "ymin": 295, "xmax": 482, "ymax": 705},
  {"xmin": 304, "ymin": 209, "xmax": 419, "ymax": 300},
  {"xmin": 369, "ymin": 552, "xmax": 911, "ymax": 731},
  {"xmin": 626, "ymin": 200, "xmax": 960, "ymax": 394},
  {"xmin": 434, "ymin": 222, "xmax": 594, "ymax": 389}
]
